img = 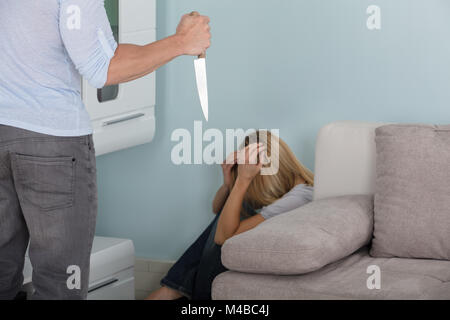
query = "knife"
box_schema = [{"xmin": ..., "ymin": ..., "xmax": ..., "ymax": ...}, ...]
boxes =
[{"xmin": 191, "ymin": 12, "xmax": 209, "ymax": 121}]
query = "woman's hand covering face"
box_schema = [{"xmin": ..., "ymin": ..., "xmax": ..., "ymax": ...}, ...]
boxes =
[
  {"xmin": 221, "ymin": 151, "xmax": 238, "ymax": 190},
  {"xmin": 237, "ymin": 143, "xmax": 267, "ymax": 181}
]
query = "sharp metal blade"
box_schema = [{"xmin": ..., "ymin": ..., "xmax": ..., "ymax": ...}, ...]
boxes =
[{"xmin": 194, "ymin": 57, "xmax": 209, "ymax": 121}]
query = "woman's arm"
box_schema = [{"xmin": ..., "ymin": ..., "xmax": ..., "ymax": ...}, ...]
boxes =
[
  {"xmin": 106, "ymin": 14, "xmax": 210, "ymax": 86},
  {"xmin": 212, "ymin": 151, "xmax": 237, "ymax": 214},
  {"xmin": 214, "ymin": 176, "xmax": 251, "ymax": 245},
  {"xmin": 214, "ymin": 177, "xmax": 265, "ymax": 245},
  {"xmin": 214, "ymin": 144, "xmax": 266, "ymax": 245},
  {"xmin": 212, "ymin": 184, "xmax": 230, "ymax": 214}
]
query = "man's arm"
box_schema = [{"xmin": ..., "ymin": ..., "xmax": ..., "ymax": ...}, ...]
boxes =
[{"xmin": 106, "ymin": 14, "xmax": 211, "ymax": 86}]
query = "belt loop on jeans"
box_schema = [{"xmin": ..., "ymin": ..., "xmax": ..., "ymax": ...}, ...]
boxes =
[{"xmin": 83, "ymin": 135, "xmax": 90, "ymax": 149}]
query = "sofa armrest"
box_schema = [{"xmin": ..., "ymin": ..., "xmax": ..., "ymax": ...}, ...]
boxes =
[{"xmin": 221, "ymin": 195, "xmax": 374, "ymax": 275}]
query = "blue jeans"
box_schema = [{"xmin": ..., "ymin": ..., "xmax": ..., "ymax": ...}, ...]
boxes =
[{"xmin": 161, "ymin": 213, "xmax": 227, "ymax": 300}]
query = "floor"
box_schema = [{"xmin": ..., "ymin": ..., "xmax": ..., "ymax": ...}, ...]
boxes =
[{"xmin": 134, "ymin": 258, "xmax": 174, "ymax": 300}]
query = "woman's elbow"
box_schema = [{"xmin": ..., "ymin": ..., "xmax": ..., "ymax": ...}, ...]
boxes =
[
  {"xmin": 212, "ymin": 204, "xmax": 220, "ymax": 215},
  {"xmin": 214, "ymin": 232, "xmax": 226, "ymax": 246}
]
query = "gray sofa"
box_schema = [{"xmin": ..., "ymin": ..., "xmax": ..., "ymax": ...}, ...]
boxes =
[{"xmin": 211, "ymin": 121, "xmax": 450, "ymax": 300}]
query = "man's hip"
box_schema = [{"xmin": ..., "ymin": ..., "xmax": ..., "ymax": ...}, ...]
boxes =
[{"xmin": 0, "ymin": 124, "xmax": 98, "ymax": 300}]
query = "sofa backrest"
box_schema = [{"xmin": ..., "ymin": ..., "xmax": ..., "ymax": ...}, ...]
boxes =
[{"xmin": 313, "ymin": 121, "xmax": 388, "ymax": 200}]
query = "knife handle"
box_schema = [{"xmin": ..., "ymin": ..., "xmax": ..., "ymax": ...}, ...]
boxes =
[{"xmin": 190, "ymin": 11, "xmax": 207, "ymax": 59}]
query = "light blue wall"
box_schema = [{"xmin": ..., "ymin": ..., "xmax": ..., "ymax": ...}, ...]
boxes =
[{"xmin": 95, "ymin": 0, "xmax": 450, "ymax": 260}]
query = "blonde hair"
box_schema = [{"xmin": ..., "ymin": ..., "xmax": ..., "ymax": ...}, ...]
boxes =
[{"xmin": 231, "ymin": 131, "xmax": 314, "ymax": 211}]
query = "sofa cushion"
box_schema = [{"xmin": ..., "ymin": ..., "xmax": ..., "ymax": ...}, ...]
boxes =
[
  {"xmin": 213, "ymin": 247, "xmax": 450, "ymax": 300},
  {"xmin": 221, "ymin": 195, "xmax": 373, "ymax": 275},
  {"xmin": 371, "ymin": 124, "xmax": 450, "ymax": 260}
]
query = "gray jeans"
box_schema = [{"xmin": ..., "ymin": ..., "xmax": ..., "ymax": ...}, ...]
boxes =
[{"xmin": 0, "ymin": 125, "xmax": 97, "ymax": 300}]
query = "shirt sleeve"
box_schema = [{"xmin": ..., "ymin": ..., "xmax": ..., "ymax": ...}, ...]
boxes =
[
  {"xmin": 59, "ymin": 0, "xmax": 118, "ymax": 88},
  {"xmin": 260, "ymin": 185, "xmax": 313, "ymax": 220}
]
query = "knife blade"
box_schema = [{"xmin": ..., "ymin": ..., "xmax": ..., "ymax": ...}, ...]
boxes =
[
  {"xmin": 190, "ymin": 11, "xmax": 209, "ymax": 121},
  {"xmin": 194, "ymin": 53, "xmax": 209, "ymax": 121}
]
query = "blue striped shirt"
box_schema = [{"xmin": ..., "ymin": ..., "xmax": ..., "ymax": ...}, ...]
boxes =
[{"xmin": 0, "ymin": 0, "xmax": 117, "ymax": 136}]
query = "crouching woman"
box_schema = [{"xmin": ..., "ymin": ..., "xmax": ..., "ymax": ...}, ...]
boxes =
[{"xmin": 146, "ymin": 131, "xmax": 314, "ymax": 300}]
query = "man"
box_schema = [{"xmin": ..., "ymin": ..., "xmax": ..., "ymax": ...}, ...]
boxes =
[{"xmin": 0, "ymin": 0, "xmax": 210, "ymax": 300}]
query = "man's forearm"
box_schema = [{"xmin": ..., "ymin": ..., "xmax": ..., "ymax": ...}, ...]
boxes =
[{"xmin": 105, "ymin": 35, "xmax": 185, "ymax": 86}]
